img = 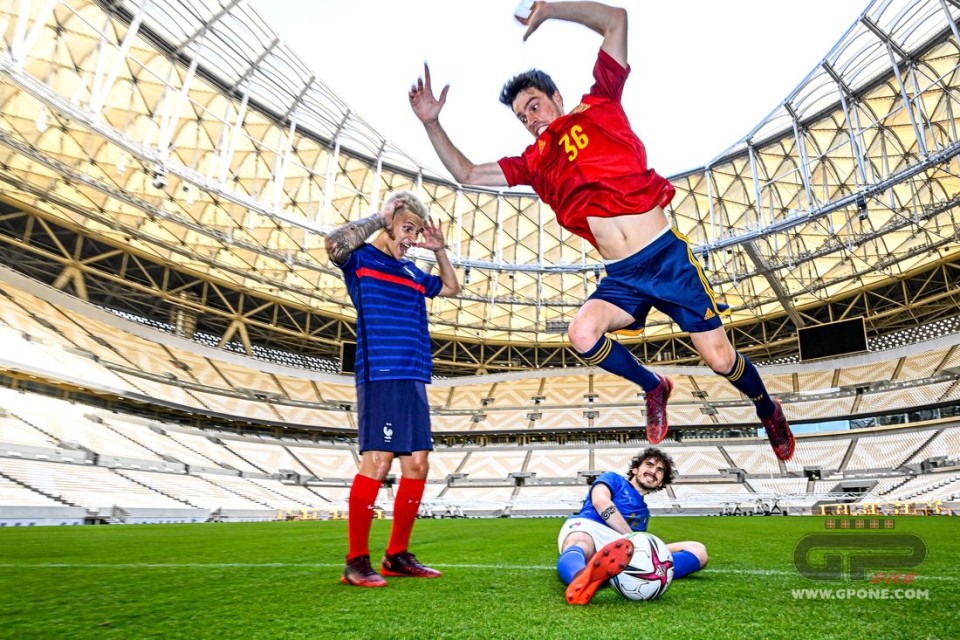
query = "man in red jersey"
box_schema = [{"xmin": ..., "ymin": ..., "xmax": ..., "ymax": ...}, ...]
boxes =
[{"xmin": 409, "ymin": 1, "xmax": 794, "ymax": 462}]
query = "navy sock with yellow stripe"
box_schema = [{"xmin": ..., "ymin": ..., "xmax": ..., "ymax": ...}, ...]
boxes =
[
  {"xmin": 723, "ymin": 352, "xmax": 776, "ymax": 418},
  {"xmin": 581, "ymin": 336, "xmax": 661, "ymax": 392}
]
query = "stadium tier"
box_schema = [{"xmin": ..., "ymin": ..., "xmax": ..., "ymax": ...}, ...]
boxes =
[
  {"xmin": 2, "ymin": 378, "xmax": 958, "ymax": 523},
  {"xmin": 1, "ymin": 271, "xmax": 958, "ymax": 435}
]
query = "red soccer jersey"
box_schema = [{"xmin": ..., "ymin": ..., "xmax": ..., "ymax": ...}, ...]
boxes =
[{"xmin": 498, "ymin": 49, "xmax": 675, "ymax": 249}]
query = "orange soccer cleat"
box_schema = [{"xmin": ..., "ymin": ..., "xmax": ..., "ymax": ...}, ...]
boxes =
[{"xmin": 565, "ymin": 537, "xmax": 635, "ymax": 606}]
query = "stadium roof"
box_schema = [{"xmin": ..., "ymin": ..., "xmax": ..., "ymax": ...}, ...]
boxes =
[{"xmin": 0, "ymin": 0, "xmax": 958, "ymax": 355}]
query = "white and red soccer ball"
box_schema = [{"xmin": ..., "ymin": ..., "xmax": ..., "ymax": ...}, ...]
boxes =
[{"xmin": 609, "ymin": 532, "xmax": 674, "ymax": 601}]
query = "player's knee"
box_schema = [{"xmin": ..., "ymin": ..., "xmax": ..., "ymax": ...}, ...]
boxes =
[
  {"xmin": 691, "ymin": 542, "xmax": 708, "ymax": 568},
  {"xmin": 704, "ymin": 348, "xmax": 735, "ymax": 375},
  {"xmin": 366, "ymin": 465, "xmax": 391, "ymax": 482},
  {"xmin": 359, "ymin": 452, "xmax": 395, "ymax": 481},
  {"xmin": 404, "ymin": 461, "xmax": 429, "ymax": 479},
  {"xmin": 561, "ymin": 532, "xmax": 595, "ymax": 556},
  {"xmin": 568, "ymin": 317, "xmax": 602, "ymax": 353}
]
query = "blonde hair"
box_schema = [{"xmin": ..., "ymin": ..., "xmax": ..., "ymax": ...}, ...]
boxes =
[{"xmin": 383, "ymin": 190, "xmax": 428, "ymax": 220}]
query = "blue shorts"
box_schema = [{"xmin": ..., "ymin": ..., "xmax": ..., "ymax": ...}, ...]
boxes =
[
  {"xmin": 588, "ymin": 228, "xmax": 727, "ymax": 334},
  {"xmin": 356, "ymin": 380, "xmax": 433, "ymax": 454}
]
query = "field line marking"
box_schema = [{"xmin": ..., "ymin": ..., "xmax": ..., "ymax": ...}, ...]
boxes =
[{"xmin": 0, "ymin": 562, "xmax": 955, "ymax": 581}]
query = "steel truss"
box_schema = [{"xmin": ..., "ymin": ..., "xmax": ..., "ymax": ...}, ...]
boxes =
[
  {"xmin": 0, "ymin": 202, "xmax": 956, "ymax": 376},
  {"xmin": 0, "ymin": 0, "xmax": 958, "ymax": 361}
]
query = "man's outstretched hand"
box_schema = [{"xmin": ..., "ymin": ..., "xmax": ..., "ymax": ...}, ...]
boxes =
[
  {"xmin": 409, "ymin": 63, "xmax": 449, "ymax": 125},
  {"xmin": 516, "ymin": 0, "xmax": 547, "ymax": 41}
]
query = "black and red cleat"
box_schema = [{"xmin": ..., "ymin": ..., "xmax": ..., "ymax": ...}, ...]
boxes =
[
  {"xmin": 381, "ymin": 551, "xmax": 442, "ymax": 578},
  {"xmin": 341, "ymin": 555, "xmax": 387, "ymax": 588},
  {"xmin": 565, "ymin": 537, "xmax": 635, "ymax": 606},
  {"xmin": 761, "ymin": 398, "xmax": 795, "ymax": 461},
  {"xmin": 645, "ymin": 375, "xmax": 673, "ymax": 445}
]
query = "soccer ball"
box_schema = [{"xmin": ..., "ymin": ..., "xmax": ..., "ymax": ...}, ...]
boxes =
[{"xmin": 609, "ymin": 532, "xmax": 674, "ymax": 601}]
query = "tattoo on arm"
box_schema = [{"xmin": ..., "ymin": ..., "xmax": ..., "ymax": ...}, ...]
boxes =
[
  {"xmin": 600, "ymin": 505, "xmax": 617, "ymax": 521},
  {"xmin": 325, "ymin": 213, "xmax": 386, "ymax": 265}
]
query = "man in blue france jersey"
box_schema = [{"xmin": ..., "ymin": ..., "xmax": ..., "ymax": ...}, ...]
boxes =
[
  {"xmin": 325, "ymin": 190, "xmax": 460, "ymax": 587},
  {"xmin": 557, "ymin": 447, "xmax": 708, "ymax": 605}
]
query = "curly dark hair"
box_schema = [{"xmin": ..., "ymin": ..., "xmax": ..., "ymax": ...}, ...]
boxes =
[
  {"xmin": 499, "ymin": 69, "xmax": 559, "ymax": 107},
  {"xmin": 626, "ymin": 447, "xmax": 676, "ymax": 491}
]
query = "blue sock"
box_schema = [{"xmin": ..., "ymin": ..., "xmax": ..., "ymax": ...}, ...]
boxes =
[
  {"xmin": 722, "ymin": 352, "xmax": 776, "ymax": 419},
  {"xmin": 581, "ymin": 336, "xmax": 660, "ymax": 392},
  {"xmin": 672, "ymin": 550, "xmax": 702, "ymax": 579},
  {"xmin": 557, "ymin": 546, "xmax": 588, "ymax": 585}
]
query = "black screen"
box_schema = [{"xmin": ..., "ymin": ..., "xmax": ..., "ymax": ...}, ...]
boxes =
[
  {"xmin": 798, "ymin": 317, "xmax": 868, "ymax": 362},
  {"xmin": 340, "ymin": 341, "xmax": 357, "ymax": 374}
]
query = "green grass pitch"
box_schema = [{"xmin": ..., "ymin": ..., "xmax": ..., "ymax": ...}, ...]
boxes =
[{"xmin": 0, "ymin": 516, "xmax": 957, "ymax": 639}]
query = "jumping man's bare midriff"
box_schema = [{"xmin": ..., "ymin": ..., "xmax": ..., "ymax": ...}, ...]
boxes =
[{"xmin": 587, "ymin": 206, "xmax": 670, "ymax": 261}]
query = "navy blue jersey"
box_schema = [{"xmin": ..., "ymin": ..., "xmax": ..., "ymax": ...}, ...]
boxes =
[
  {"xmin": 340, "ymin": 243, "xmax": 442, "ymax": 383},
  {"xmin": 575, "ymin": 471, "xmax": 650, "ymax": 532}
]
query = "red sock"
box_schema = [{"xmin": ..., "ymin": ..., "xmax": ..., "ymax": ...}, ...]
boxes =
[
  {"xmin": 347, "ymin": 474, "xmax": 382, "ymax": 560},
  {"xmin": 386, "ymin": 477, "xmax": 426, "ymax": 557}
]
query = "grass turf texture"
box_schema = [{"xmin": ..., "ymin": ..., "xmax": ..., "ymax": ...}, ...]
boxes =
[{"xmin": 0, "ymin": 516, "xmax": 957, "ymax": 639}]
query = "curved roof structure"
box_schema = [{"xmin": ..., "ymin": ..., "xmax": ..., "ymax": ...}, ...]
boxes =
[{"xmin": 0, "ymin": 0, "xmax": 958, "ymax": 374}]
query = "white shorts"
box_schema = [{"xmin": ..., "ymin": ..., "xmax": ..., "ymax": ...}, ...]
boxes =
[{"xmin": 556, "ymin": 517, "xmax": 623, "ymax": 553}]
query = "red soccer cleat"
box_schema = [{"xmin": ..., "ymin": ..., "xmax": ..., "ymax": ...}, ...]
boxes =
[
  {"xmin": 762, "ymin": 398, "xmax": 795, "ymax": 461},
  {"xmin": 341, "ymin": 555, "xmax": 387, "ymax": 588},
  {"xmin": 565, "ymin": 537, "xmax": 635, "ymax": 606},
  {"xmin": 645, "ymin": 375, "xmax": 673, "ymax": 445},
  {"xmin": 381, "ymin": 551, "xmax": 442, "ymax": 578}
]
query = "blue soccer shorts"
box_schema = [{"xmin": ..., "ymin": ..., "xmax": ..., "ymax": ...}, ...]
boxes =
[
  {"xmin": 356, "ymin": 379, "xmax": 433, "ymax": 454},
  {"xmin": 588, "ymin": 228, "xmax": 728, "ymax": 334}
]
